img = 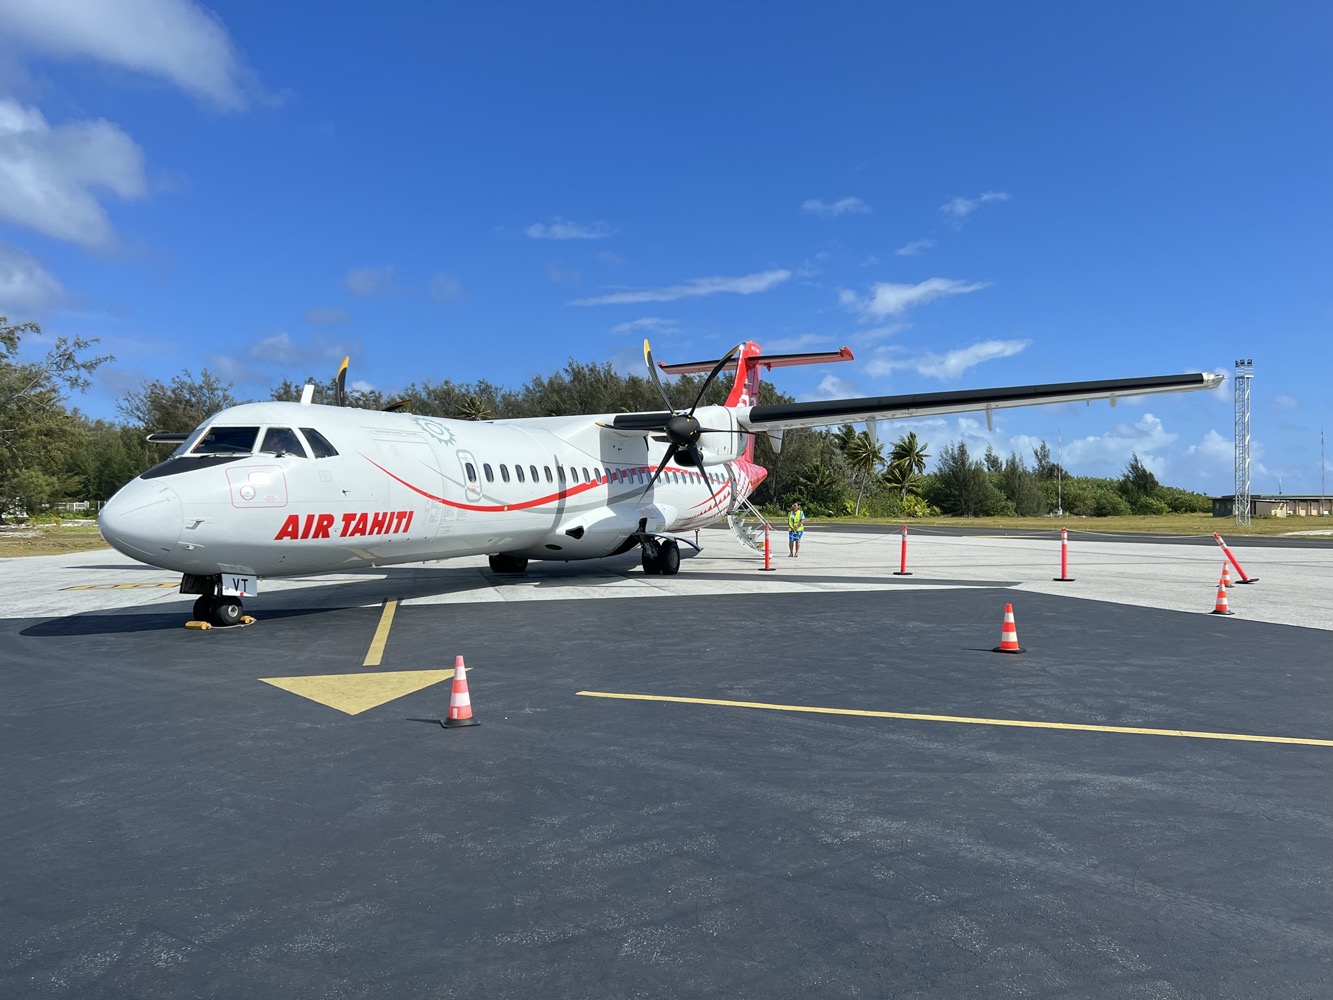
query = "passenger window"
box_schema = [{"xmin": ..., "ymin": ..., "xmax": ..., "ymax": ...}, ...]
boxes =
[
  {"xmin": 531, "ymin": 465, "xmax": 540, "ymax": 482},
  {"xmin": 500, "ymin": 465, "xmax": 510, "ymax": 483},
  {"xmin": 557, "ymin": 467, "xmax": 565, "ymax": 483},
  {"xmin": 570, "ymin": 467, "xmax": 580, "ymax": 483},
  {"xmin": 300, "ymin": 427, "xmax": 339, "ymax": 458},
  {"xmin": 260, "ymin": 426, "xmax": 308, "ymax": 459},
  {"xmin": 545, "ymin": 466, "xmax": 553, "ymax": 483},
  {"xmin": 582, "ymin": 467, "xmax": 590, "ymax": 482},
  {"xmin": 191, "ymin": 426, "xmax": 259, "ymax": 455},
  {"xmin": 515, "ymin": 465, "xmax": 525, "ymax": 483},
  {"xmin": 465, "ymin": 462, "xmax": 477, "ymax": 482},
  {"xmin": 483, "ymin": 463, "xmax": 494, "ymax": 482}
]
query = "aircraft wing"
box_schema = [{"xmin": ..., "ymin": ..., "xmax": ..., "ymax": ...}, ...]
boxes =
[{"xmin": 736, "ymin": 371, "xmax": 1224, "ymax": 433}]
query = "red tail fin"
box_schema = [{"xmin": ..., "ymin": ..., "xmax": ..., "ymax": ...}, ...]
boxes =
[{"xmin": 659, "ymin": 342, "xmax": 855, "ymax": 463}]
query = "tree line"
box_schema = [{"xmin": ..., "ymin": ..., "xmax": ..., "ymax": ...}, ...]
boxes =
[{"xmin": 0, "ymin": 317, "xmax": 1211, "ymax": 521}]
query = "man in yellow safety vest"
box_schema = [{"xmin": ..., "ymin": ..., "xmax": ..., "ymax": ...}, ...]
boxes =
[{"xmin": 787, "ymin": 501, "xmax": 806, "ymax": 558}]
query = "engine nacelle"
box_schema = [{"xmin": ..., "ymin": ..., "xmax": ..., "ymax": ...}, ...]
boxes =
[{"xmin": 691, "ymin": 405, "xmax": 747, "ymax": 465}]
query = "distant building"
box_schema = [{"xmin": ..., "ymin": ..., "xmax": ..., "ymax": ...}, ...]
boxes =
[{"xmin": 1211, "ymin": 494, "xmax": 1333, "ymax": 518}]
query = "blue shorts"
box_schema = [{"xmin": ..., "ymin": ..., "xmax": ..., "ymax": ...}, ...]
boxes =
[{"xmin": 789, "ymin": 530, "xmax": 804, "ymax": 542}]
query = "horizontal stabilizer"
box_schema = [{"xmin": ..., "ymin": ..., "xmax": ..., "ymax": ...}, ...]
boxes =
[{"xmin": 660, "ymin": 347, "xmax": 853, "ymax": 375}]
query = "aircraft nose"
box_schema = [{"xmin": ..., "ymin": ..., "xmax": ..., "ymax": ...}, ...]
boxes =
[{"xmin": 99, "ymin": 481, "xmax": 183, "ymax": 564}]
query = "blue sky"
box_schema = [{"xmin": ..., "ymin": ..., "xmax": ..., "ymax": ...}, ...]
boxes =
[{"xmin": 2, "ymin": 1, "xmax": 1330, "ymax": 496}]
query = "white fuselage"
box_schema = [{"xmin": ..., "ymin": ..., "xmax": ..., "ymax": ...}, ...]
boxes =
[{"xmin": 99, "ymin": 401, "xmax": 763, "ymax": 579}]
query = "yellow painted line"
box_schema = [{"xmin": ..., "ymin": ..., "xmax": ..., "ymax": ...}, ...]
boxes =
[
  {"xmin": 363, "ymin": 599, "xmax": 399, "ymax": 667},
  {"xmin": 576, "ymin": 692, "xmax": 1333, "ymax": 748},
  {"xmin": 64, "ymin": 582, "xmax": 178, "ymax": 590}
]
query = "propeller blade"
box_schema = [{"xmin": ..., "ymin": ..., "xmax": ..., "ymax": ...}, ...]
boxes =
[
  {"xmin": 382, "ymin": 399, "xmax": 410, "ymax": 413},
  {"xmin": 335, "ymin": 356, "xmax": 349, "ymax": 407},
  {"xmin": 641, "ymin": 445, "xmax": 678, "ymax": 496},
  {"xmin": 687, "ymin": 343, "xmax": 742, "ymax": 414},
  {"xmin": 643, "ymin": 339, "xmax": 675, "ymax": 412},
  {"xmin": 685, "ymin": 446, "xmax": 720, "ymax": 504}
]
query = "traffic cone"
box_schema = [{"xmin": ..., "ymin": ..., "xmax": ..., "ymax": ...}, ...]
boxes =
[
  {"xmin": 1209, "ymin": 579, "xmax": 1234, "ymax": 616},
  {"xmin": 993, "ymin": 603, "xmax": 1025, "ymax": 654},
  {"xmin": 443, "ymin": 655, "xmax": 480, "ymax": 727},
  {"xmin": 1220, "ymin": 561, "xmax": 1233, "ymax": 588}
]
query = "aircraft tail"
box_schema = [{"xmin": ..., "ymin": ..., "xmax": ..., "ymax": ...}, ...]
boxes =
[{"xmin": 659, "ymin": 342, "xmax": 855, "ymax": 461}]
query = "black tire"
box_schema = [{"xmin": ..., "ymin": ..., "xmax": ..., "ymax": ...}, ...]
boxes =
[
  {"xmin": 659, "ymin": 539, "xmax": 680, "ymax": 576},
  {"xmin": 641, "ymin": 540, "xmax": 662, "ymax": 575},
  {"xmin": 209, "ymin": 596, "xmax": 244, "ymax": 627},
  {"xmin": 488, "ymin": 554, "xmax": 529, "ymax": 574},
  {"xmin": 192, "ymin": 595, "xmax": 211, "ymax": 621}
]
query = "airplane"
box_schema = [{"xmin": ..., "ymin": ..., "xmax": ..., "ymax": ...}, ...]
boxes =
[{"xmin": 98, "ymin": 341, "xmax": 1224, "ymax": 626}]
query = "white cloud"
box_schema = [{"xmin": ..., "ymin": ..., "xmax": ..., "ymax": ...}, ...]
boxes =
[
  {"xmin": 0, "ymin": 99, "xmax": 147, "ymax": 245},
  {"xmin": 801, "ymin": 197, "xmax": 871, "ymax": 218},
  {"xmin": 1272, "ymin": 393, "xmax": 1299, "ymax": 411},
  {"xmin": 0, "ymin": 242, "xmax": 65, "ymax": 311},
  {"xmin": 1062, "ymin": 413, "xmax": 1178, "ymax": 472},
  {"xmin": 570, "ymin": 268, "xmax": 792, "ymax": 306},
  {"xmin": 544, "ymin": 262, "xmax": 580, "ymax": 284},
  {"xmin": 1186, "ymin": 428, "xmax": 1233, "ymax": 463},
  {"xmin": 865, "ymin": 339, "xmax": 1031, "ymax": 381},
  {"xmin": 939, "ymin": 191, "xmax": 1009, "ymax": 227},
  {"xmin": 0, "ymin": 0, "xmax": 252, "ymax": 110},
  {"xmin": 304, "ymin": 307, "xmax": 349, "ymax": 325},
  {"xmin": 344, "ymin": 265, "xmax": 393, "ymax": 298},
  {"xmin": 810, "ymin": 373, "xmax": 863, "ymax": 400},
  {"xmin": 896, "ymin": 239, "xmax": 934, "ymax": 256},
  {"xmin": 610, "ymin": 317, "xmax": 679, "ymax": 335},
  {"xmin": 840, "ymin": 277, "xmax": 990, "ymax": 320},
  {"xmin": 429, "ymin": 272, "xmax": 462, "ymax": 301},
  {"xmin": 524, "ymin": 217, "xmax": 612, "ymax": 240}
]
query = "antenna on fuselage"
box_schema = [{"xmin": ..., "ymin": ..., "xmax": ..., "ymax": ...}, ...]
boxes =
[{"xmin": 300, "ymin": 383, "xmax": 315, "ymax": 405}]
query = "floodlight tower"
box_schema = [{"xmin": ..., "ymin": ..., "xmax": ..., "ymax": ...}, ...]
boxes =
[{"xmin": 1234, "ymin": 359, "xmax": 1253, "ymax": 526}]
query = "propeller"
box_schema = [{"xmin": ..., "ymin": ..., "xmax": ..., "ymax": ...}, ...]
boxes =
[
  {"xmin": 634, "ymin": 339, "xmax": 743, "ymax": 501},
  {"xmin": 334, "ymin": 356, "xmax": 349, "ymax": 406}
]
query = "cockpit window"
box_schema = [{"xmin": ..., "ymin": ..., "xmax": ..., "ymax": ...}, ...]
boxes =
[
  {"xmin": 259, "ymin": 427, "xmax": 308, "ymax": 458},
  {"xmin": 190, "ymin": 426, "xmax": 259, "ymax": 455},
  {"xmin": 300, "ymin": 427, "xmax": 339, "ymax": 458}
]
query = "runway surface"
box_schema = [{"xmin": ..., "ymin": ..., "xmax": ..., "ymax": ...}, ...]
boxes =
[{"xmin": 3, "ymin": 527, "xmax": 1330, "ymax": 998}]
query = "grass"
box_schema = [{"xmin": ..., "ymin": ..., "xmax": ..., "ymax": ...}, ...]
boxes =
[
  {"xmin": 802, "ymin": 513, "xmax": 1332, "ymax": 538},
  {"xmin": 0, "ymin": 523, "xmax": 110, "ymax": 558},
  {"xmin": 2, "ymin": 512, "xmax": 1327, "ymax": 561}
]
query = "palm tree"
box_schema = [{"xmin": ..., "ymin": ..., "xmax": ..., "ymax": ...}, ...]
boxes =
[
  {"xmin": 456, "ymin": 394, "xmax": 493, "ymax": 421},
  {"xmin": 881, "ymin": 461, "xmax": 923, "ymax": 500},
  {"xmin": 888, "ymin": 432, "xmax": 929, "ymax": 501},
  {"xmin": 843, "ymin": 431, "xmax": 884, "ymax": 516}
]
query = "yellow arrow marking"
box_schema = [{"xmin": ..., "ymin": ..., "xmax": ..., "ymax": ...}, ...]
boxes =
[
  {"xmin": 576, "ymin": 692, "xmax": 1333, "ymax": 748},
  {"xmin": 262, "ymin": 668, "xmax": 454, "ymax": 715}
]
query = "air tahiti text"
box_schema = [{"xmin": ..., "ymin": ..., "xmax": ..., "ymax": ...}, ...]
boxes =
[{"xmin": 274, "ymin": 511, "xmax": 414, "ymax": 540}]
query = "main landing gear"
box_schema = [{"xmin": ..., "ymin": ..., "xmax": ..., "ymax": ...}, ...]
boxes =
[
  {"xmin": 640, "ymin": 537, "xmax": 680, "ymax": 576},
  {"xmin": 487, "ymin": 554, "xmax": 529, "ymax": 574}
]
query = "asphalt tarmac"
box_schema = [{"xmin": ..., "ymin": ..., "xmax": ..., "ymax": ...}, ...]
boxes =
[{"xmin": 2, "ymin": 527, "xmax": 1330, "ymax": 998}]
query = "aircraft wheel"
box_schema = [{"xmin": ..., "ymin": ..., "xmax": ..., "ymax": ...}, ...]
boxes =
[
  {"xmin": 488, "ymin": 554, "xmax": 529, "ymax": 574},
  {"xmin": 641, "ymin": 540, "xmax": 662, "ymax": 575},
  {"xmin": 209, "ymin": 595, "xmax": 244, "ymax": 627},
  {"xmin": 192, "ymin": 595, "xmax": 211, "ymax": 621},
  {"xmin": 659, "ymin": 539, "xmax": 680, "ymax": 576}
]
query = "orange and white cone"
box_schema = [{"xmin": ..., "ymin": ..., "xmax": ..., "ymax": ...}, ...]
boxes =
[
  {"xmin": 443, "ymin": 654, "xmax": 480, "ymax": 727},
  {"xmin": 1210, "ymin": 579, "xmax": 1234, "ymax": 616},
  {"xmin": 993, "ymin": 603, "xmax": 1025, "ymax": 654},
  {"xmin": 1220, "ymin": 561, "xmax": 1233, "ymax": 588}
]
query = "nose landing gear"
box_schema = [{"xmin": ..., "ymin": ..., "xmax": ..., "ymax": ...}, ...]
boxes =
[{"xmin": 184, "ymin": 575, "xmax": 250, "ymax": 628}]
